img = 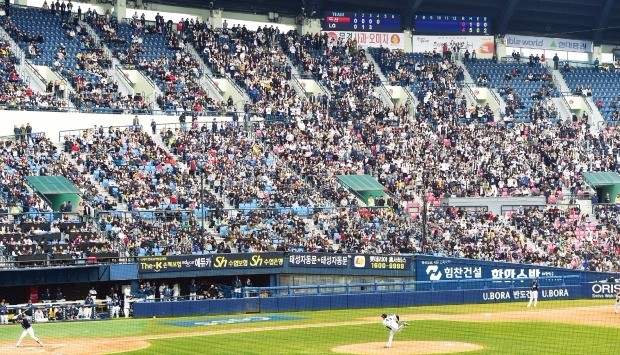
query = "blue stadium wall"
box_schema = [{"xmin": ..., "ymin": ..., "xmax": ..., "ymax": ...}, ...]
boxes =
[{"xmin": 132, "ymin": 283, "xmax": 620, "ymax": 318}]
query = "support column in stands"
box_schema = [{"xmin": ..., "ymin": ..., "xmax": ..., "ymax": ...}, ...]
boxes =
[
  {"xmin": 115, "ymin": 0, "xmax": 127, "ymax": 21},
  {"xmin": 301, "ymin": 18, "xmax": 321, "ymax": 35}
]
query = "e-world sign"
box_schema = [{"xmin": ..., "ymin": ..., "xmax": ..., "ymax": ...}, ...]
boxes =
[{"xmin": 506, "ymin": 34, "xmax": 592, "ymax": 53}]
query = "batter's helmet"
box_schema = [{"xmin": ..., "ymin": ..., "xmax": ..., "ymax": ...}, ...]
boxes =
[{"xmin": 381, "ymin": 313, "xmax": 387, "ymax": 319}]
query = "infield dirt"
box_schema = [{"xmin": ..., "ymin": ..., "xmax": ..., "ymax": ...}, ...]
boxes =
[{"xmin": 332, "ymin": 341, "xmax": 483, "ymax": 354}]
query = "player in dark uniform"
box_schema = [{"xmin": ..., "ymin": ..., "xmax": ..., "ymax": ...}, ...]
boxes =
[
  {"xmin": 527, "ymin": 278, "xmax": 539, "ymax": 308},
  {"xmin": 189, "ymin": 279, "xmax": 198, "ymax": 300},
  {"xmin": 83, "ymin": 293, "xmax": 95, "ymax": 319},
  {"xmin": 110, "ymin": 293, "xmax": 121, "ymax": 318},
  {"xmin": 15, "ymin": 313, "xmax": 43, "ymax": 347},
  {"xmin": 0, "ymin": 299, "xmax": 8, "ymax": 324}
]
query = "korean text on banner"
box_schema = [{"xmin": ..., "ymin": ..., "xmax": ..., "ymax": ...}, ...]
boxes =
[
  {"xmin": 411, "ymin": 35, "xmax": 494, "ymax": 59},
  {"xmin": 506, "ymin": 34, "xmax": 593, "ymax": 53},
  {"xmin": 322, "ymin": 31, "xmax": 405, "ymax": 50}
]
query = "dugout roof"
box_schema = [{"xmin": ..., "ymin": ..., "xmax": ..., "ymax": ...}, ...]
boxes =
[
  {"xmin": 582, "ymin": 172, "xmax": 620, "ymax": 187},
  {"xmin": 337, "ymin": 175, "xmax": 385, "ymax": 191},
  {"xmin": 26, "ymin": 176, "xmax": 81, "ymax": 194},
  {"xmin": 25, "ymin": 176, "xmax": 82, "ymax": 212}
]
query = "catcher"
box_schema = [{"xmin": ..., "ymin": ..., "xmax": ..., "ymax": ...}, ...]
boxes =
[{"xmin": 381, "ymin": 313, "xmax": 409, "ymax": 348}]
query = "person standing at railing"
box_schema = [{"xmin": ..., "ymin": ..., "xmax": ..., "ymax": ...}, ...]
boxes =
[
  {"xmin": 110, "ymin": 293, "xmax": 121, "ymax": 318},
  {"xmin": 593, "ymin": 58, "xmax": 600, "ymax": 72},
  {"xmin": 232, "ymin": 276, "xmax": 243, "ymax": 298},
  {"xmin": 55, "ymin": 288, "xmax": 64, "ymax": 302},
  {"xmin": 189, "ymin": 279, "xmax": 198, "ymax": 301},
  {"xmin": 25, "ymin": 123, "xmax": 33, "ymax": 144},
  {"xmin": 553, "ymin": 54, "xmax": 559, "ymax": 70},
  {"xmin": 83, "ymin": 293, "xmax": 94, "ymax": 319},
  {"xmin": 179, "ymin": 112, "xmax": 187, "ymax": 132},
  {"xmin": 123, "ymin": 287, "xmax": 132, "ymax": 318},
  {"xmin": 0, "ymin": 299, "xmax": 8, "ymax": 325}
]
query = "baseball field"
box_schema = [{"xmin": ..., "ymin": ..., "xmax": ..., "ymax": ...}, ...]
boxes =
[{"xmin": 0, "ymin": 299, "xmax": 618, "ymax": 354}]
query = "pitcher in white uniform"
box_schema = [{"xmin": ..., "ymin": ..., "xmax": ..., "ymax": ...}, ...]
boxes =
[{"xmin": 381, "ymin": 313, "xmax": 409, "ymax": 348}]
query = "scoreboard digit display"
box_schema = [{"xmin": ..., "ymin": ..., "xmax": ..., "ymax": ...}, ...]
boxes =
[
  {"xmin": 324, "ymin": 12, "xmax": 402, "ymax": 33},
  {"xmin": 414, "ymin": 14, "xmax": 493, "ymax": 35}
]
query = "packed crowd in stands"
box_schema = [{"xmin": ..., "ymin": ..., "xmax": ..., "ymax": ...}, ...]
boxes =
[
  {"xmin": 92, "ymin": 11, "xmax": 224, "ymax": 113},
  {"xmin": 1, "ymin": 133, "xmax": 105, "ymax": 211},
  {"xmin": 425, "ymin": 204, "xmax": 620, "ymax": 271},
  {"xmin": 160, "ymin": 122, "xmax": 331, "ymax": 209},
  {"xmin": 63, "ymin": 126, "xmax": 195, "ymax": 211},
  {"xmin": 188, "ymin": 21, "xmax": 309, "ymax": 116},
  {"xmin": 0, "ymin": 133, "xmax": 121, "ymax": 260},
  {"xmin": 98, "ymin": 210, "xmax": 217, "ymax": 257},
  {"xmin": 0, "ymin": 212, "xmax": 117, "ymax": 261}
]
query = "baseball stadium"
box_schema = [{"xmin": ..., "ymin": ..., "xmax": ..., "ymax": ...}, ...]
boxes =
[{"xmin": 1, "ymin": 0, "xmax": 620, "ymax": 353}]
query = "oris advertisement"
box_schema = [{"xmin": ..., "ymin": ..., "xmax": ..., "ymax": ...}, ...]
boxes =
[{"xmin": 583, "ymin": 282, "xmax": 620, "ymax": 299}]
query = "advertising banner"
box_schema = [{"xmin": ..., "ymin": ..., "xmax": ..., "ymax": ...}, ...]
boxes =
[
  {"xmin": 469, "ymin": 286, "xmax": 577, "ymax": 303},
  {"xmin": 322, "ymin": 31, "xmax": 405, "ymax": 50},
  {"xmin": 352, "ymin": 254, "xmax": 410, "ymax": 270},
  {"xmin": 212, "ymin": 252, "xmax": 284, "ymax": 269},
  {"xmin": 288, "ymin": 253, "xmax": 349, "ymax": 268},
  {"xmin": 411, "ymin": 35, "xmax": 494, "ymax": 58},
  {"xmin": 138, "ymin": 255, "xmax": 212, "ymax": 273},
  {"xmin": 581, "ymin": 282, "xmax": 620, "ymax": 299},
  {"xmin": 506, "ymin": 34, "xmax": 593, "ymax": 53},
  {"xmin": 416, "ymin": 256, "xmax": 574, "ymax": 283}
]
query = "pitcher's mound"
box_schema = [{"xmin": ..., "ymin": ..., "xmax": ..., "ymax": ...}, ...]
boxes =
[{"xmin": 332, "ymin": 341, "xmax": 483, "ymax": 354}]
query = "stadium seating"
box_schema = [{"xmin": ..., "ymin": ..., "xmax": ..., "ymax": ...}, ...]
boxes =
[
  {"xmin": 0, "ymin": 7, "xmax": 140, "ymax": 111},
  {"xmin": 561, "ymin": 67, "xmax": 620, "ymax": 121},
  {"xmin": 464, "ymin": 59, "xmax": 559, "ymax": 122},
  {"xmin": 93, "ymin": 17, "xmax": 219, "ymax": 113}
]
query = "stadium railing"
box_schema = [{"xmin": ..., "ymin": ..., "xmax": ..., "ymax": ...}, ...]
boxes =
[{"xmin": 243, "ymin": 276, "xmax": 581, "ymax": 297}]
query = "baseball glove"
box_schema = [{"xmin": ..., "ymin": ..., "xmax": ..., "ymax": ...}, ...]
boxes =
[{"xmin": 396, "ymin": 315, "xmax": 400, "ymax": 321}]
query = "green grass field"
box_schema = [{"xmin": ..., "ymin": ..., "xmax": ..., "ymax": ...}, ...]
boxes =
[{"xmin": 1, "ymin": 299, "xmax": 619, "ymax": 354}]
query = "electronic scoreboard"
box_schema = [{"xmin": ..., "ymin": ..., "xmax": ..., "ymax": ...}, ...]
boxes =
[
  {"xmin": 414, "ymin": 14, "xmax": 493, "ymax": 35},
  {"xmin": 324, "ymin": 12, "xmax": 402, "ymax": 32}
]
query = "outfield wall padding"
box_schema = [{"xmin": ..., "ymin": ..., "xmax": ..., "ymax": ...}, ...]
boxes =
[{"xmin": 133, "ymin": 285, "xmax": 583, "ymax": 318}]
